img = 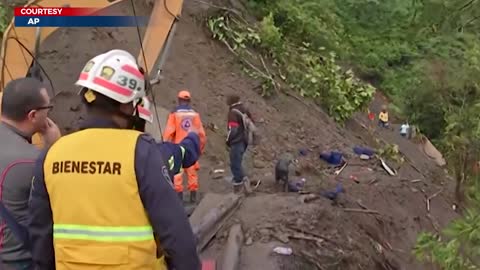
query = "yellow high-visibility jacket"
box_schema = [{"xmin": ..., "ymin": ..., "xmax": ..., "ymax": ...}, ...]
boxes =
[
  {"xmin": 43, "ymin": 129, "xmax": 166, "ymax": 270},
  {"xmin": 379, "ymin": 112, "xmax": 389, "ymax": 122}
]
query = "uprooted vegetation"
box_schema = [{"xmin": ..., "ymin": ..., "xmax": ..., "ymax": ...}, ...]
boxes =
[
  {"xmin": 203, "ymin": 0, "xmax": 480, "ymax": 268},
  {"xmin": 0, "ymin": 3, "xmax": 11, "ymax": 34},
  {"xmin": 206, "ymin": 13, "xmax": 375, "ymax": 122}
]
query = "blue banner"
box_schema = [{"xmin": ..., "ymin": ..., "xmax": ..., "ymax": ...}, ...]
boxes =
[{"xmin": 14, "ymin": 16, "xmax": 149, "ymax": 27}]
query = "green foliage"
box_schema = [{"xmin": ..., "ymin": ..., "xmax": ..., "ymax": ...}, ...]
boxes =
[
  {"xmin": 207, "ymin": 16, "xmax": 261, "ymax": 50},
  {"xmin": 257, "ymin": 13, "xmax": 282, "ymax": 53},
  {"xmin": 414, "ymin": 209, "xmax": 480, "ymax": 269},
  {"xmin": 283, "ymin": 50, "xmax": 375, "ymax": 121},
  {"xmin": 207, "ymin": 13, "xmax": 374, "ymax": 121},
  {"xmin": 0, "ymin": 3, "xmax": 10, "ymax": 34}
]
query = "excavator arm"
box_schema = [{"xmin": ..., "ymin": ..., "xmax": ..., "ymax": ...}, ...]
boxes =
[
  {"xmin": 138, "ymin": 0, "xmax": 182, "ymax": 82},
  {"xmin": 0, "ymin": 0, "xmax": 184, "ymax": 148}
]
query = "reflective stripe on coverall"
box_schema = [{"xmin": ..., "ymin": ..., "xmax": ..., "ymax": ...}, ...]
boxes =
[{"xmin": 163, "ymin": 106, "xmax": 206, "ymax": 193}]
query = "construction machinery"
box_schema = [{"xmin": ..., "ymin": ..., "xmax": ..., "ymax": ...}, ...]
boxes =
[{"xmin": 0, "ymin": 0, "xmax": 182, "ymax": 147}]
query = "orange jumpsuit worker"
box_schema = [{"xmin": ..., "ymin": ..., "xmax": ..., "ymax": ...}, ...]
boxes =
[{"xmin": 163, "ymin": 90, "xmax": 206, "ymax": 203}]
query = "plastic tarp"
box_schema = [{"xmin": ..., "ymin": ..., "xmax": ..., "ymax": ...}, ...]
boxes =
[{"xmin": 419, "ymin": 138, "xmax": 446, "ymax": 166}]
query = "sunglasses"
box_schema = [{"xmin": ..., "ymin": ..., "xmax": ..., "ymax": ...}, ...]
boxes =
[{"xmin": 35, "ymin": 105, "xmax": 54, "ymax": 111}]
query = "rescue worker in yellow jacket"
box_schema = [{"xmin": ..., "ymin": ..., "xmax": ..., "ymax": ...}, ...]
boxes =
[
  {"xmin": 27, "ymin": 50, "xmax": 201, "ymax": 270},
  {"xmin": 163, "ymin": 90, "xmax": 206, "ymax": 203},
  {"xmin": 378, "ymin": 105, "xmax": 389, "ymax": 128}
]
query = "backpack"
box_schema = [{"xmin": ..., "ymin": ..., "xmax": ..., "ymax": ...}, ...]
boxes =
[{"xmin": 231, "ymin": 108, "xmax": 260, "ymax": 145}]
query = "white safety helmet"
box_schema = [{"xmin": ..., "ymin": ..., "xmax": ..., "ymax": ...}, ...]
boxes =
[
  {"xmin": 138, "ymin": 96, "xmax": 153, "ymax": 123},
  {"xmin": 75, "ymin": 49, "xmax": 146, "ymax": 104}
]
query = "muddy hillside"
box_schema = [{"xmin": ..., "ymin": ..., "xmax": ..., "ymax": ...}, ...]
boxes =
[{"xmin": 36, "ymin": 0, "xmax": 459, "ymax": 269}]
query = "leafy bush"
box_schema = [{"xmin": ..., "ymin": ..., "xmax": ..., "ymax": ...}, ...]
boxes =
[
  {"xmin": 257, "ymin": 13, "xmax": 282, "ymax": 54},
  {"xmin": 415, "ymin": 209, "xmax": 480, "ymax": 270},
  {"xmin": 0, "ymin": 4, "xmax": 10, "ymax": 34},
  {"xmin": 207, "ymin": 13, "xmax": 374, "ymax": 121}
]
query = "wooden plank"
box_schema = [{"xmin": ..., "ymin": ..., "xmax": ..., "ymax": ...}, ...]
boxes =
[
  {"xmin": 190, "ymin": 193, "xmax": 242, "ymax": 252},
  {"xmin": 219, "ymin": 224, "xmax": 243, "ymax": 270}
]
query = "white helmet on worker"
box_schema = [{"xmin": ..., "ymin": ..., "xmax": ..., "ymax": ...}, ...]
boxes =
[
  {"xmin": 138, "ymin": 96, "xmax": 153, "ymax": 123},
  {"xmin": 75, "ymin": 49, "xmax": 146, "ymax": 104}
]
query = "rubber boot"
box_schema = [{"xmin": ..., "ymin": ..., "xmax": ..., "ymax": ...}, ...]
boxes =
[
  {"xmin": 190, "ymin": 191, "xmax": 197, "ymax": 203},
  {"xmin": 177, "ymin": 192, "xmax": 183, "ymax": 202},
  {"xmin": 233, "ymin": 184, "xmax": 244, "ymax": 194}
]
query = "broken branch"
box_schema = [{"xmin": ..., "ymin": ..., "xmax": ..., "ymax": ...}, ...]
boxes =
[
  {"xmin": 300, "ymin": 250, "xmax": 326, "ymax": 270},
  {"xmin": 334, "ymin": 162, "xmax": 348, "ymax": 176},
  {"xmin": 286, "ymin": 225, "xmax": 341, "ymax": 247},
  {"xmin": 356, "ymin": 200, "xmax": 369, "ymax": 210},
  {"xmin": 428, "ymin": 188, "xmax": 443, "ymax": 201},
  {"xmin": 220, "ymin": 40, "xmax": 280, "ymax": 94},
  {"xmin": 289, "ymin": 232, "xmax": 325, "ymax": 243},
  {"xmin": 368, "ymin": 178, "xmax": 379, "ymax": 185},
  {"xmin": 426, "ymin": 213, "xmax": 440, "ymax": 233},
  {"xmin": 191, "ymin": 0, "xmax": 243, "ymax": 16},
  {"xmin": 426, "ymin": 188, "xmax": 443, "ymax": 212},
  {"xmin": 343, "ymin": 208, "xmax": 381, "ymax": 215},
  {"xmin": 259, "ymin": 55, "xmax": 279, "ymax": 93}
]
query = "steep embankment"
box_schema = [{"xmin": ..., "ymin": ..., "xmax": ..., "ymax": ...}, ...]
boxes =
[{"xmin": 35, "ymin": 0, "xmax": 459, "ymax": 269}]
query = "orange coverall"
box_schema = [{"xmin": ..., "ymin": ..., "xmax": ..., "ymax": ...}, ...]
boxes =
[{"xmin": 163, "ymin": 105, "xmax": 206, "ymax": 192}]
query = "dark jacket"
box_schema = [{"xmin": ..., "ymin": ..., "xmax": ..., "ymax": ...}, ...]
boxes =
[
  {"xmin": 226, "ymin": 102, "xmax": 253, "ymax": 147},
  {"xmin": 158, "ymin": 132, "xmax": 200, "ymax": 180},
  {"xmin": 28, "ymin": 117, "xmax": 201, "ymax": 270},
  {"xmin": 0, "ymin": 122, "xmax": 39, "ymax": 263}
]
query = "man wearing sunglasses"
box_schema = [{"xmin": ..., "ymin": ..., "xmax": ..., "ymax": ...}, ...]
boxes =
[{"xmin": 0, "ymin": 77, "xmax": 61, "ymax": 270}]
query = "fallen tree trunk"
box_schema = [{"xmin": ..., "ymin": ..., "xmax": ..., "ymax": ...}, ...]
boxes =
[
  {"xmin": 190, "ymin": 193, "xmax": 243, "ymax": 251},
  {"xmin": 219, "ymin": 224, "xmax": 244, "ymax": 270}
]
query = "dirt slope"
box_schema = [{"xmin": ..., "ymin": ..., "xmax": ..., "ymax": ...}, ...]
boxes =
[{"xmin": 33, "ymin": 0, "xmax": 459, "ymax": 269}]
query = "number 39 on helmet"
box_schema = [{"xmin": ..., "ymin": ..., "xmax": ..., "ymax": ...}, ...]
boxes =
[{"xmin": 75, "ymin": 49, "xmax": 146, "ymax": 104}]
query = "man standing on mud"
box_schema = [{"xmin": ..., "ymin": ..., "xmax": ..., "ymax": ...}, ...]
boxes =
[
  {"xmin": 163, "ymin": 90, "xmax": 207, "ymax": 203},
  {"xmin": 0, "ymin": 77, "xmax": 61, "ymax": 269},
  {"xmin": 226, "ymin": 94, "xmax": 253, "ymax": 194}
]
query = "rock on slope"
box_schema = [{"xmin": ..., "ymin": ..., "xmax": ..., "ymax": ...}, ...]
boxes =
[{"xmin": 35, "ymin": 0, "xmax": 459, "ymax": 269}]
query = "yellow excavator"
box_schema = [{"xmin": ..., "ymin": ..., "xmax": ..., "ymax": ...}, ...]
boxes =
[{"xmin": 0, "ymin": 0, "xmax": 183, "ymax": 149}]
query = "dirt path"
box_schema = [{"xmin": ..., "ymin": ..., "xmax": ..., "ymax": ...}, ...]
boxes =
[{"xmin": 33, "ymin": 0, "xmax": 459, "ymax": 268}]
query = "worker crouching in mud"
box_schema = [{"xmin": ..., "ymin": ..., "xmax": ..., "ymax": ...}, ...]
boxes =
[
  {"xmin": 163, "ymin": 90, "xmax": 206, "ymax": 203},
  {"xmin": 28, "ymin": 50, "xmax": 201, "ymax": 270}
]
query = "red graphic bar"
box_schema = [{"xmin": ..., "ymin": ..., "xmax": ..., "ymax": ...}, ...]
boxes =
[{"xmin": 14, "ymin": 7, "xmax": 99, "ymax": 16}]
